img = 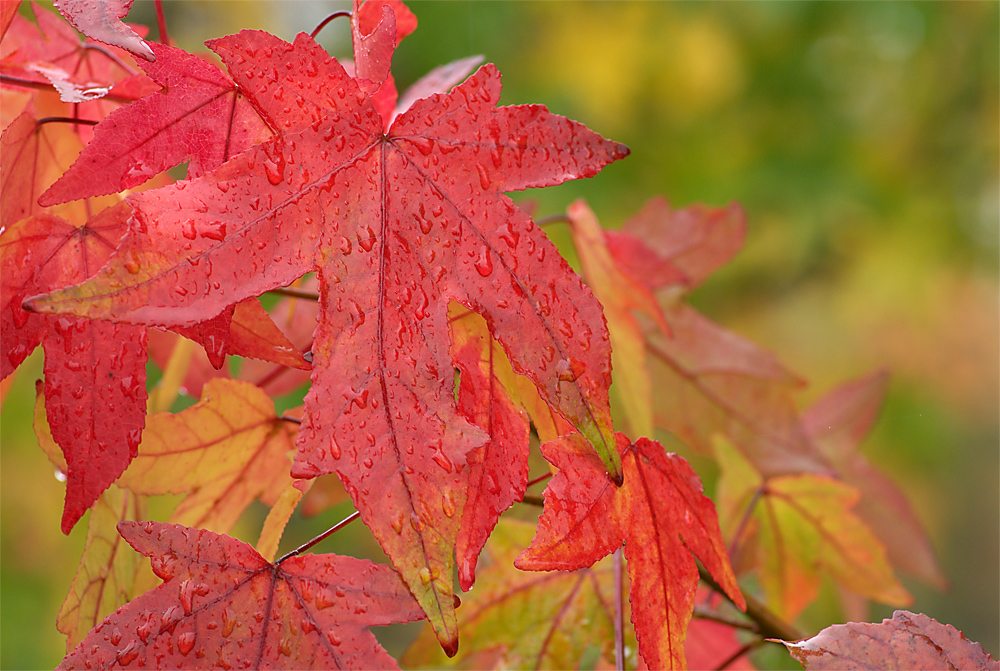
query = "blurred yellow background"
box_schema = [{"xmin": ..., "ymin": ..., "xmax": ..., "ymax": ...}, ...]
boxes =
[{"xmin": 2, "ymin": 2, "xmax": 997, "ymax": 669}]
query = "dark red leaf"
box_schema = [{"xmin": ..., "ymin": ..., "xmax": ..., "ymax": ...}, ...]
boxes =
[{"xmin": 57, "ymin": 521, "xmax": 425, "ymax": 670}]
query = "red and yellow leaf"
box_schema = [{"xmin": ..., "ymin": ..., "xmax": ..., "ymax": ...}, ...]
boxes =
[
  {"xmin": 714, "ymin": 436, "xmax": 910, "ymax": 620},
  {"xmin": 118, "ymin": 378, "xmax": 296, "ymax": 533},
  {"xmin": 58, "ymin": 521, "xmax": 425, "ymax": 670},
  {"xmin": 516, "ymin": 433, "xmax": 744, "ymax": 671},
  {"xmin": 802, "ymin": 369, "xmax": 946, "ymax": 590}
]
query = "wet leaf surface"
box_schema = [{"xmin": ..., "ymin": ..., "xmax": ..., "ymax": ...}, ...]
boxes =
[{"xmin": 58, "ymin": 521, "xmax": 425, "ymax": 670}]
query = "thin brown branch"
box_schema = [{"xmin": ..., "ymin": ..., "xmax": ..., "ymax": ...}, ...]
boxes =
[
  {"xmin": 82, "ymin": 43, "xmax": 139, "ymax": 75},
  {"xmin": 519, "ymin": 494, "xmax": 545, "ymax": 507},
  {"xmin": 269, "ymin": 286, "xmax": 320, "ymax": 301},
  {"xmin": 310, "ymin": 10, "xmax": 352, "ymax": 39},
  {"xmin": 278, "ymin": 415, "xmax": 302, "ymax": 425},
  {"xmin": 154, "ymin": 0, "xmax": 169, "ymax": 45},
  {"xmin": 276, "ymin": 510, "xmax": 360, "ymax": 564},
  {"xmin": 525, "ymin": 471, "xmax": 553, "ymax": 489},
  {"xmin": 713, "ymin": 640, "xmax": 762, "ymax": 671},
  {"xmin": 534, "ymin": 213, "xmax": 570, "ymax": 228},
  {"xmin": 36, "ymin": 116, "xmax": 99, "ymax": 127},
  {"xmin": 692, "ymin": 604, "xmax": 757, "ymax": 632},
  {"xmin": 697, "ymin": 565, "xmax": 805, "ymax": 642},
  {"xmin": 613, "ymin": 546, "xmax": 626, "ymax": 671}
]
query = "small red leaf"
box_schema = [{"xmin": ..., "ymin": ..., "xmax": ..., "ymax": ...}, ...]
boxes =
[
  {"xmin": 52, "ymin": 0, "xmax": 153, "ymax": 61},
  {"xmin": 41, "ymin": 41, "xmax": 272, "ymax": 205},
  {"xmin": 57, "ymin": 521, "xmax": 425, "ymax": 670},
  {"xmin": 517, "ymin": 433, "xmax": 744, "ymax": 671},
  {"xmin": 781, "ymin": 610, "xmax": 998, "ymax": 671}
]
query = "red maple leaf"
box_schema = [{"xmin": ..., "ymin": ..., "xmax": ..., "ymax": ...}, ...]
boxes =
[
  {"xmin": 1, "ymin": 203, "xmax": 146, "ymax": 534},
  {"xmin": 51, "ymin": 0, "xmax": 152, "ymax": 61},
  {"xmin": 58, "ymin": 521, "xmax": 425, "ymax": 670},
  {"xmin": 781, "ymin": 610, "xmax": 999, "ymax": 671},
  {"xmin": 26, "ymin": 28, "xmax": 627, "ymax": 649},
  {"xmin": 515, "ymin": 433, "xmax": 746, "ymax": 671},
  {"xmin": 41, "ymin": 40, "xmax": 272, "ymax": 205}
]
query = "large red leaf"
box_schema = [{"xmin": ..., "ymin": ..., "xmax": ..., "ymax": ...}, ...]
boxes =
[
  {"xmin": 1, "ymin": 204, "xmax": 146, "ymax": 533},
  {"xmin": 41, "ymin": 41, "xmax": 272, "ymax": 205},
  {"xmin": 781, "ymin": 610, "xmax": 999, "ymax": 671},
  {"xmin": 516, "ymin": 433, "xmax": 745, "ymax": 671},
  {"xmin": 27, "ymin": 31, "xmax": 628, "ymax": 646},
  {"xmin": 58, "ymin": 521, "xmax": 425, "ymax": 670}
]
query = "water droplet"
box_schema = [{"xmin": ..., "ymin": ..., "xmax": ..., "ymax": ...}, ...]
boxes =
[
  {"xmin": 390, "ymin": 512, "xmax": 404, "ymax": 535},
  {"xmin": 418, "ymin": 567, "xmax": 432, "ymax": 585},
  {"xmin": 279, "ymin": 636, "xmax": 293, "ymax": 657},
  {"xmin": 357, "ymin": 227, "xmax": 376, "ymax": 252},
  {"xmin": 116, "ymin": 641, "xmax": 139, "ymax": 666},
  {"xmin": 182, "ymin": 219, "xmax": 197, "ymax": 240},
  {"xmin": 179, "ymin": 578, "xmax": 196, "ymax": 615},
  {"xmin": 199, "ymin": 221, "xmax": 226, "ymax": 242},
  {"xmin": 476, "ymin": 163, "xmax": 491, "ymax": 190},
  {"xmin": 315, "ymin": 589, "xmax": 335, "ymax": 610},
  {"xmin": 441, "ymin": 490, "xmax": 456, "ymax": 518},
  {"xmin": 177, "ymin": 631, "xmax": 196, "ymax": 656},
  {"xmin": 109, "ymin": 628, "xmax": 123, "ymax": 645},
  {"xmin": 221, "ymin": 607, "xmax": 237, "ymax": 638},
  {"xmin": 136, "ymin": 613, "xmax": 156, "ymax": 643},
  {"xmin": 473, "ymin": 248, "xmax": 493, "ymax": 277},
  {"xmin": 123, "ymin": 248, "xmax": 141, "ymax": 275}
]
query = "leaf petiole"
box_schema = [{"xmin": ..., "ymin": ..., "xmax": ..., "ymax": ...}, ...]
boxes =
[
  {"xmin": 310, "ymin": 10, "xmax": 352, "ymax": 40},
  {"xmin": 276, "ymin": 510, "xmax": 360, "ymax": 564}
]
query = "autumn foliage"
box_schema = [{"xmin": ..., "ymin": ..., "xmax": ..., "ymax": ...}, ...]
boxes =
[{"xmin": 1, "ymin": 1, "xmax": 994, "ymax": 669}]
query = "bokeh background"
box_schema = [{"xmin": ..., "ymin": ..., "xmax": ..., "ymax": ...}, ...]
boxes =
[{"xmin": 2, "ymin": 2, "xmax": 997, "ymax": 669}]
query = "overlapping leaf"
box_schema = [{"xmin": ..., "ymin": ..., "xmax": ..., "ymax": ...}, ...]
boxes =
[
  {"xmin": 52, "ymin": 0, "xmax": 152, "ymax": 60},
  {"xmin": 41, "ymin": 40, "xmax": 273, "ymax": 205},
  {"xmin": 2, "ymin": 204, "xmax": 146, "ymax": 533},
  {"xmin": 516, "ymin": 433, "xmax": 745, "ymax": 670},
  {"xmin": 802, "ymin": 370, "xmax": 946, "ymax": 589},
  {"xmin": 58, "ymin": 522, "xmax": 425, "ymax": 670},
  {"xmin": 26, "ymin": 27, "xmax": 628, "ymax": 647},
  {"xmin": 714, "ymin": 436, "xmax": 910, "ymax": 620},
  {"xmin": 781, "ymin": 610, "xmax": 999, "ymax": 671},
  {"xmin": 570, "ymin": 197, "xmax": 829, "ymax": 478},
  {"xmin": 405, "ymin": 519, "xmax": 636, "ymax": 670},
  {"xmin": 117, "ymin": 378, "xmax": 298, "ymax": 533}
]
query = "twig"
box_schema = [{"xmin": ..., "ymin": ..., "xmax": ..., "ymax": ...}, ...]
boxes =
[
  {"xmin": 310, "ymin": 10, "xmax": 352, "ymax": 39},
  {"xmin": 36, "ymin": 117, "xmax": 99, "ymax": 127},
  {"xmin": 534, "ymin": 214, "xmax": 570, "ymax": 228},
  {"xmin": 0, "ymin": 74, "xmax": 136, "ymax": 103},
  {"xmin": 154, "ymin": 0, "xmax": 169, "ymax": 45},
  {"xmin": 278, "ymin": 415, "xmax": 302, "ymax": 425},
  {"xmin": 276, "ymin": 510, "xmax": 360, "ymax": 564},
  {"xmin": 713, "ymin": 640, "xmax": 762, "ymax": 671},
  {"xmin": 82, "ymin": 43, "xmax": 140, "ymax": 76},
  {"xmin": 525, "ymin": 472, "xmax": 553, "ymax": 489},
  {"xmin": 613, "ymin": 546, "xmax": 626, "ymax": 671},
  {"xmin": 519, "ymin": 494, "xmax": 545, "ymax": 507},
  {"xmin": 269, "ymin": 286, "xmax": 320, "ymax": 301},
  {"xmin": 692, "ymin": 604, "xmax": 757, "ymax": 631},
  {"xmin": 697, "ymin": 565, "xmax": 804, "ymax": 642}
]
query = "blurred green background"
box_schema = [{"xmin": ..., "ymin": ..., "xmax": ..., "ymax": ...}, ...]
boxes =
[{"xmin": 2, "ymin": 2, "xmax": 997, "ymax": 669}]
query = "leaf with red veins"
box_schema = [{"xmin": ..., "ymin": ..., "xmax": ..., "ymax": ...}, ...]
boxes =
[
  {"xmin": 52, "ymin": 0, "xmax": 152, "ymax": 61},
  {"xmin": 781, "ymin": 610, "xmax": 999, "ymax": 671},
  {"xmin": 606, "ymin": 197, "xmax": 746, "ymax": 291},
  {"xmin": 57, "ymin": 522, "xmax": 426, "ymax": 671},
  {"xmin": 449, "ymin": 308, "xmax": 530, "ymax": 591},
  {"xmin": 803, "ymin": 369, "xmax": 946, "ymax": 590},
  {"xmin": 26, "ymin": 31, "xmax": 627, "ymax": 645},
  {"xmin": 42, "ymin": 41, "xmax": 273, "ymax": 205},
  {"xmin": 517, "ymin": 433, "xmax": 745, "ymax": 671},
  {"xmin": 2, "ymin": 206, "xmax": 146, "ymax": 533}
]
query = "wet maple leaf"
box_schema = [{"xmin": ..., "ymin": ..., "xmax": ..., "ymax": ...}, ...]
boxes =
[
  {"xmin": 714, "ymin": 436, "xmax": 910, "ymax": 620},
  {"xmin": 2, "ymin": 205, "xmax": 146, "ymax": 534},
  {"xmin": 781, "ymin": 610, "xmax": 999, "ymax": 671},
  {"xmin": 27, "ymin": 29, "xmax": 628, "ymax": 647},
  {"xmin": 58, "ymin": 521, "xmax": 425, "ymax": 670},
  {"xmin": 41, "ymin": 40, "xmax": 273, "ymax": 205},
  {"xmin": 404, "ymin": 518, "xmax": 637, "ymax": 670},
  {"xmin": 52, "ymin": 0, "xmax": 152, "ymax": 61},
  {"xmin": 516, "ymin": 433, "xmax": 745, "ymax": 671}
]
